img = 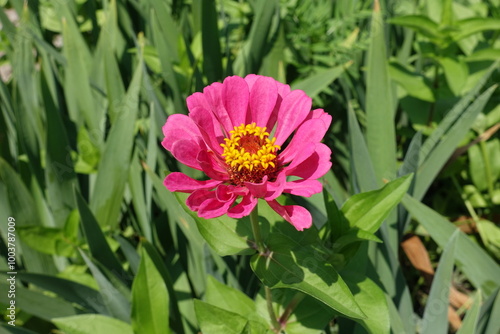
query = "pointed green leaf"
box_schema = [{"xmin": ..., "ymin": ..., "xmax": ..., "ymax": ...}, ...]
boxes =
[
  {"xmin": 16, "ymin": 272, "xmax": 106, "ymax": 314},
  {"xmin": 251, "ymin": 247, "xmax": 365, "ymax": 320},
  {"xmin": 456, "ymin": 293, "xmax": 482, "ymax": 334},
  {"xmin": 415, "ymin": 84, "xmax": 497, "ymax": 199},
  {"xmin": 403, "ymin": 195, "xmax": 500, "ymax": 295},
  {"xmin": 291, "ymin": 62, "xmax": 350, "ymax": 98},
  {"xmin": 421, "ymin": 230, "xmax": 459, "ymax": 334},
  {"xmin": 79, "ymin": 251, "xmax": 130, "ymax": 323},
  {"xmin": 342, "ymin": 174, "xmax": 413, "ymax": 233},
  {"xmin": 75, "ymin": 189, "xmax": 127, "ymax": 280},
  {"xmin": 131, "ymin": 247, "xmax": 171, "ymax": 334},
  {"xmin": 388, "ymin": 15, "xmax": 442, "ymax": 42},
  {"xmin": 90, "ymin": 58, "xmax": 142, "ymax": 229},
  {"xmin": 53, "ymin": 315, "xmax": 133, "ymax": 334},
  {"xmin": 194, "ymin": 300, "xmax": 265, "ymax": 334},
  {"xmin": 366, "ymin": 1, "xmax": 397, "ymax": 184}
]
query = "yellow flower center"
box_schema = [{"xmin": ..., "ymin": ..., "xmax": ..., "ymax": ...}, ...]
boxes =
[{"xmin": 220, "ymin": 123, "xmax": 280, "ymax": 184}]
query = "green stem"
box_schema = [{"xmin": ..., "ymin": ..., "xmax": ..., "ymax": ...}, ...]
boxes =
[
  {"xmin": 249, "ymin": 206, "xmax": 264, "ymax": 253},
  {"xmin": 480, "ymin": 141, "xmax": 494, "ymax": 200},
  {"xmin": 249, "ymin": 206, "xmax": 280, "ymax": 332},
  {"xmin": 265, "ymin": 286, "xmax": 281, "ymax": 332},
  {"xmin": 278, "ymin": 292, "xmax": 305, "ymax": 327}
]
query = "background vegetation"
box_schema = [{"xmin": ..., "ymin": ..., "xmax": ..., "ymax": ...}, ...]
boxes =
[{"xmin": 0, "ymin": 0, "xmax": 499, "ymax": 333}]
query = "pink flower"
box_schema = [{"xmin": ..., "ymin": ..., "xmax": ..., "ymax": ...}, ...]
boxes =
[{"xmin": 162, "ymin": 75, "xmax": 332, "ymax": 231}]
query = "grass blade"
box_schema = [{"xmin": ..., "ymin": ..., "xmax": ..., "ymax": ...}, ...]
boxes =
[
  {"xmin": 403, "ymin": 194, "xmax": 500, "ymax": 296},
  {"xmin": 366, "ymin": 0, "xmax": 396, "ymax": 184},
  {"xmin": 90, "ymin": 57, "xmax": 142, "ymax": 229},
  {"xmin": 421, "ymin": 230, "xmax": 459, "ymax": 334},
  {"xmin": 414, "ymin": 84, "xmax": 498, "ymax": 199}
]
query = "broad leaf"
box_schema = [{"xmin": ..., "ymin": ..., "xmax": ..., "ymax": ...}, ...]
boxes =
[
  {"xmin": 53, "ymin": 315, "xmax": 133, "ymax": 334},
  {"xmin": 251, "ymin": 247, "xmax": 365, "ymax": 320},
  {"xmin": 342, "ymin": 174, "xmax": 413, "ymax": 233},
  {"xmin": 131, "ymin": 247, "xmax": 171, "ymax": 334}
]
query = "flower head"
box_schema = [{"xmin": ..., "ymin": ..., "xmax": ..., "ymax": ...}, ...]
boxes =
[{"xmin": 162, "ymin": 75, "xmax": 332, "ymax": 231}]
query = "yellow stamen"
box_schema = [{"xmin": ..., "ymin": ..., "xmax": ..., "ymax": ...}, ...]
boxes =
[{"xmin": 220, "ymin": 123, "xmax": 280, "ymax": 173}]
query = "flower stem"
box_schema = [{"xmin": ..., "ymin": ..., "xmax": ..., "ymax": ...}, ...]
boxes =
[
  {"xmin": 249, "ymin": 206, "xmax": 264, "ymax": 253},
  {"xmin": 249, "ymin": 206, "xmax": 280, "ymax": 332},
  {"xmin": 278, "ymin": 292, "xmax": 305, "ymax": 326},
  {"xmin": 265, "ymin": 286, "xmax": 281, "ymax": 332}
]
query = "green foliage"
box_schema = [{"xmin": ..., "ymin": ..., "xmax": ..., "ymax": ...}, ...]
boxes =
[{"xmin": 0, "ymin": 0, "xmax": 499, "ymax": 333}]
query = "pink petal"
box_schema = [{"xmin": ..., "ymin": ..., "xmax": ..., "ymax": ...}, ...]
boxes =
[
  {"xmin": 186, "ymin": 189, "xmax": 214, "ymax": 211},
  {"xmin": 285, "ymin": 143, "xmax": 332, "ymax": 180},
  {"xmin": 249, "ymin": 76, "xmax": 278, "ymax": 127},
  {"xmin": 244, "ymin": 172, "xmax": 286, "ymax": 200},
  {"xmin": 198, "ymin": 194, "xmax": 236, "ymax": 219},
  {"xmin": 284, "ymin": 142, "xmax": 316, "ymax": 169},
  {"xmin": 273, "ymin": 90, "xmax": 312, "ymax": 147},
  {"xmin": 187, "ymin": 92, "xmax": 211, "ymax": 113},
  {"xmin": 283, "ymin": 179, "xmax": 322, "ymax": 197},
  {"xmin": 279, "ymin": 118, "xmax": 329, "ymax": 164},
  {"xmin": 203, "ymin": 82, "xmax": 233, "ymax": 134},
  {"xmin": 267, "ymin": 200, "xmax": 312, "ymax": 231},
  {"xmin": 228, "ymin": 194, "xmax": 258, "ymax": 219},
  {"xmin": 244, "ymin": 74, "xmax": 260, "ymax": 91},
  {"xmin": 189, "ymin": 106, "xmax": 224, "ymax": 154},
  {"xmin": 164, "ymin": 173, "xmax": 222, "ymax": 193},
  {"xmin": 162, "ymin": 114, "xmax": 201, "ymax": 151},
  {"xmin": 170, "ymin": 139, "xmax": 205, "ymax": 170},
  {"xmin": 197, "ymin": 150, "xmax": 229, "ymax": 181},
  {"xmin": 306, "ymin": 108, "xmax": 332, "ymax": 129},
  {"xmin": 216, "ymin": 184, "xmax": 247, "ymax": 201},
  {"xmin": 222, "ymin": 76, "xmax": 250, "ymax": 127}
]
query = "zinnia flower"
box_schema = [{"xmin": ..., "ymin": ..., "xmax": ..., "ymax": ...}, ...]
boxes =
[{"xmin": 162, "ymin": 75, "xmax": 332, "ymax": 231}]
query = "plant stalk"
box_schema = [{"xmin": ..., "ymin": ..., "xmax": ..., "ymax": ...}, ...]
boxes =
[
  {"xmin": 249, "ymin": 206, "xmax": 280, "ymax": 332},
  {"xmin": 249, "ymin": 206, "xmax": 264, "ymax": 253}
]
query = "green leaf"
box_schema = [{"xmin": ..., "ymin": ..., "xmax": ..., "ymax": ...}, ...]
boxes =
[
  {"xmin": 342, "ymin": 174, "xmax": 413, "ymax": 233},
  {"xmin": 233, "ymin": 0, "xmax": 279, "ymax": 75},
  {"xmin": 0, "ymin": 158, "xmax": 57, "ymax": 274},
  {"xmin": 60, "ymin": 6, "xmax": 101, "ymax": 137},
  {"xmin": 456, "ymin": 293, "xmax": 482, "ymax": 334},
  {"xmin": 421, "ymin": 230, "xmax": 459, "ymax": 334},
  {"xmin": 53, "ymin": 315, "xmax": 133, "ymax": 334},
  {"xmin": 477, "ymin": 219, "xmax": 500, "ymax": 260},
  {"xmin": 131, "ymin": 247, "xmax": 171, "ymax": 334},
  {"xmin": 291, "ymin": 62, "xmax": 350, "ymax": 98},
  {"xmin": 388, "ymin": 15, "xmax": 442, "ymax": 42},
  {"xmin": 478, "ymin": 288, "xmax": 500, "ymax": 334},
  {"xmin": 79, "ymin": 251, "xmax": 131, "ymax": 323},
  {"xmin": 388, "ymin": 61, "xmax": 435, "ymax": 102},
  {"xmin": 466, "ymin": 48, "xmax": 500, "ymax": 62},
  {"xmin": 174, "ymin": 192, "xmax": 255, "ymax": 256},
  {"xmin": 452, "ymin": 18, "xmax": 500, "ymax": 41},
  {"xmin": 251, "ymin": 247, "xmax": 365, "ymax": 319},
  {"xmin": 89, "ymin": 57, "xmax": 142, "ymax": 229},
  {"xmin": 0, "ymin": 324, "xmax": 39, "ymax": 334},
  {"xmin": 334, "ymin": 228, "xmax": 382, "ymax": 251},
  {"xmin": 201, "ymin": 0, "xmax": 222, "ymax": 82},
  {"xmin": 75, "ymin": 189, "xmax": 127, "ymax": 280},
  {"xmin": 0, "ymin": 283, "xmax": 76, "ymax": 321},
  {"xmin": 438, "ymin": 57, "xmax": 468, "ymax": 96},
  {"xmin": 341, "ymin": 271, "xmax": 390, "ymax": 334},
  {"xmin": 403, "ymin": 195, "xmax": 500, "ymax": 295},
  {"xmin": 140, "ymin": 241, "xmax": 185, "ymax": 334},
  {"xmin": 16, "ymin": 272, "xmax": 107, "ymax": 314},
  {"xmin": 347, "ymin": 106, "xmax": 377, "ymax": 193},
  {"xmin": 415, "ymin": 83, "xmax": 498, "ymax": 200},
  {"xmin": 205, "ymin": 276, "xmax": 267, "ymax": 326},
  {"xmin": 366, "ymin": 2, "xmax": 397, "ymax": 184},
  {"xmin": 194, "ymin": 300, "xmax": 266, "ymax": 334},
  {"xmin": 17, "ymin": 226, "xmax": 73, "ymax": 256}
]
